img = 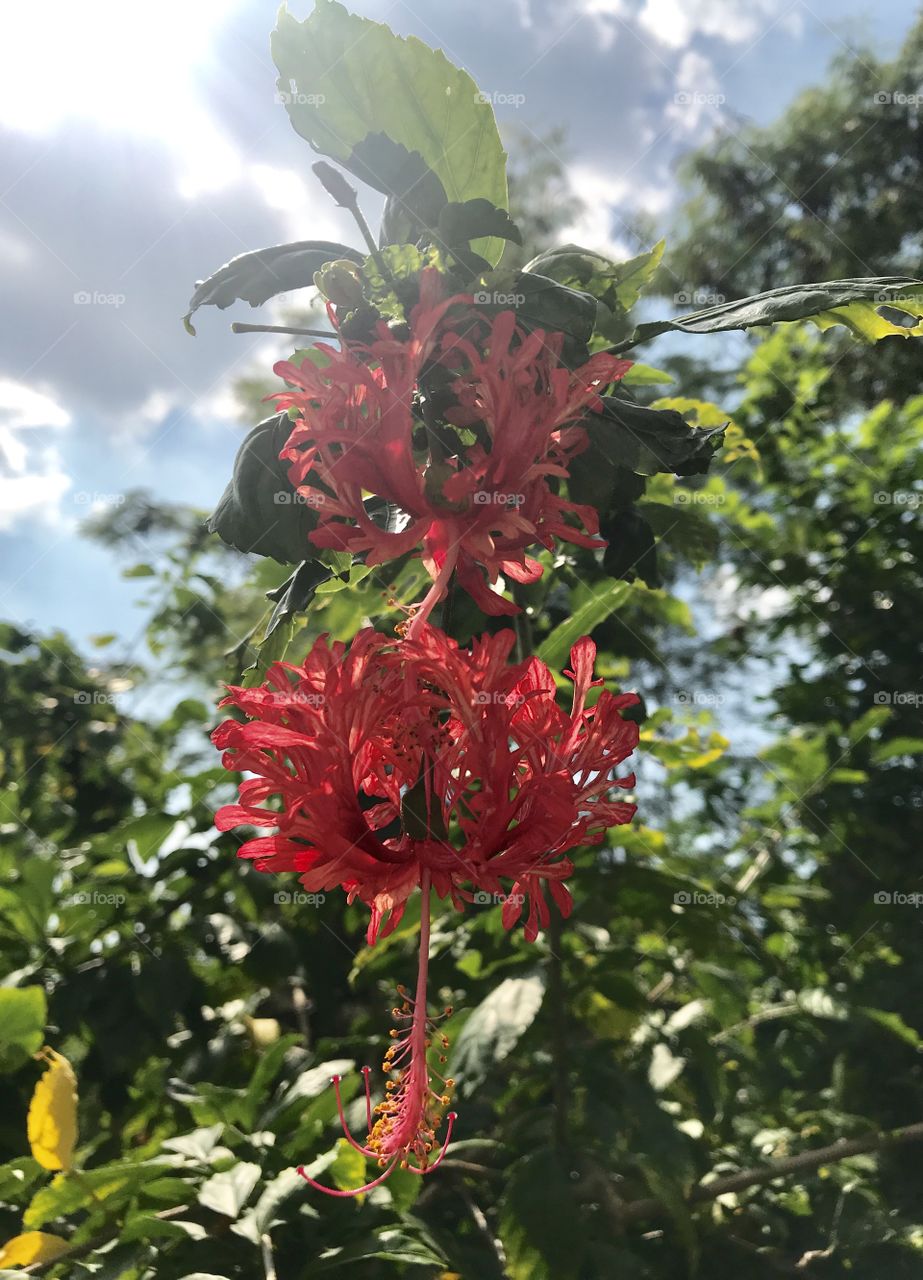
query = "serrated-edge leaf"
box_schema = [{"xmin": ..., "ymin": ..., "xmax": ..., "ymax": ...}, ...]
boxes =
[{"xmin": 272, "ymin": 1, "xmax": 508, "ymax": 263}]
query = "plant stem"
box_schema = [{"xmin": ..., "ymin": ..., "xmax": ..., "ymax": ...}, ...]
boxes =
[
  {"xmin": 261, "ymin": 1233, "xmax": 278, "ymax": 1280},
  {"xmin": 619, "ymin": 1119, "xmax": 923, "ymax": 1223},
  {"xmin": 231, "ymin": 322, "xmax": 335, "ymax": 338}
]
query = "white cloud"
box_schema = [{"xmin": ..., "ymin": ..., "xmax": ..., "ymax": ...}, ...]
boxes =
[
  {"xmin": 559, "ymin": 163, "xmax": 670, "ymax": 257},
  {"xmin": 666, "ymin": 50, "xmax": 726, "ymax": 134},
  {"xmin": 637, "ymin": 0, "xmax": 802, "ymax": 49},
  {"xmin": 0, "ymin": 379, "xmax": 71, "ymax": 530},
  {"xmin": 579, "ymin": 0, "xmax": 802, "ymax": 53},
  {"xmin": 0, "ymin": 0, "xmax": 250, "ymax": 201}
]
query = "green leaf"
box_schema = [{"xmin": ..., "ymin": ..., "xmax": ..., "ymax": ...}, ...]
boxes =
[
  {"xmin": 452, "ymin": 975, "xmax": 545, "ymax": 1096},
  {"xmin": 271, "ymin": 1, "xmax": 509, "ymax": 263},
  {"xmin": 620, "ymin": 276, "xmax": 923, "ymax": 350},
  {"xmin": 477, "ymin": 271, "xmax": 598, "ymax": 359},
  {"xmin": 315, "ymin": 1224, "xmax": 448, "ymax": 1270},
  {"xmin": 859, "ymin": 1008, "xmax": 921, "ymax": 1047},
  {"xmin": 537, "ymin": 580, "xmax": 632, "ymax": 670},
  {"xmin": 437, "ymin": 199, "xmax": 522, "ymax": 251},
  {"xmin": 871, "ymin": 737, "xmax": 923, "ymax": 763},
  {"xmin": 197, "ymin": 1162, "xmax": 261, "ymax": 1219},
  {"xmin": 0, "ymin": 988, "xmax": 46, "ymax": 1073},
  {"xmin": 328, "ymin": 1138, "xmax": 367, "ymax": 1194},
  {"xmin": 231, "ymin": 1168, "xmax": 305, "ymax": 1244},
  {"xmin": 639, "ymin": 499, "xmax": 720, "ymax": 568},
  {"xmin": 184, "ymin": 241, "xmax": 362, "ymax": 332},
  {"xmin": 24, "ymin": 1161, "xmax": 165, "ymax": 1228},
  {"xmin": 162, "ymin": 1124, "xmax": 225, "ymax": 1163},
  {"xmin": 345, "ymin": 136, "xmax": 448, "ymax": 247},
  {"xmin": 208, "ymin": 413, "xmax": 319, "ymax": 565},
  {"xmin": 620, "ymin": 362, "xmax": 674, "ymax": 386},
  {"xmin": 264, "ymin": 561, "xmax": 331, "ymax": 636},
  {"xmin": 499, "ymin": 1147, "xmax": 588, "ymax": 1279},
  {"xmin": 523, "ymin": 240, "xmax": 664, "ymax": 313},
  {"xmin": 601, "ymin": 509, "xmax": 659, "ymax": 587},
  {"xmin": 589, "ymin": 396, "xmax": 726, "ymax": 477}
]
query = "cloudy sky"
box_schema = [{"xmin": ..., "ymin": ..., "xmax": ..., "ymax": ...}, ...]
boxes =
[{"xmin": 0, "ymin": 0, "xmax": 916, "ymax": 646}]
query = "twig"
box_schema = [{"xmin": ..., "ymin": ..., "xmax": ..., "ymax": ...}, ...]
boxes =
[
  {"xmin": 231, "ymin": 322, "xmax": 335, "ymax": 338},
  {"xmin": 456, "ymin": 1180, "xmax": 507, "ymax": 1272},
  {"xmin": 261, "ymin": 1232, "xmax": 278, "ymax": 1280},
  {"xmin": 439, "ymin": 1159, "xmax": 504, "ymax": 1178},
  {"xmin": 619, "ymin": 1120, "xmax": 923, "ymax": 1223}
]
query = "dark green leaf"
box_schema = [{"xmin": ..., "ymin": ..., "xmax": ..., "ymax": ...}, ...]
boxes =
[
  {"xmin": 602, "ymin": 510, "xmax": 660, "ymax": 587},
  {"xmin": 437, "ymin": 199, "xmax": 522, "ymax": 250},
  {"xmin": 590, "ymin": 396, "xmax": 726, "ymax": 477},
  {"xmin": 208, "ymin": 413, "xmax": 318, "ymax": 565},
  {"xmin": 620, "ymin": 275, "xmax": 923, "ymax": 351},
  {"xmin": 499, "ymin": 1147, "xmax": 588, "ymax": 1278},
  {"xmin": 264, "ymin": 560, "xmax": 331, "ymax": 639},
  {"xmin": 184, "ymin": 241, "xmax": 362, "ymax": 332}
]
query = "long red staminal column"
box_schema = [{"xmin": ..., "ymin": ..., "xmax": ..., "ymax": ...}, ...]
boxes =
[
  {"xmin": 297, "ymin": 870, "xmax": 456, "ymax": 1195},
  {"xmin": 404, "ymin": 544, "xmax": 460, "ymax": 642}
]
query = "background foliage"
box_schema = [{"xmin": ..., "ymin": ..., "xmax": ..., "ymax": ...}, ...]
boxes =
[{"xmin": 2, "ymin": 10, "xmax": 923, "ymax": 1279}]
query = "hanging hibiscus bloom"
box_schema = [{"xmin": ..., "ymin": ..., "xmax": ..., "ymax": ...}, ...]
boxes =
[
  {"xmin": 212, "ymin": 625, "xmax": 639, "ymax": 945},
  {"xmin": 212, "ymin": 623, "xmax": 638, "ymax": 1192},
  {"xmin": 272, "ymin": 270, "xmax": 632, "ymax": 626}
]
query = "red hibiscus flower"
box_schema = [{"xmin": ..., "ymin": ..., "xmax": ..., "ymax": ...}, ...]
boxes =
[
  {"xmin": 212, "ymin": 625, "xmax": 639, "ymax": 945},
  {"xmin": 212, "ymin": 623, "xmax": 638, "ymax": 1191},
  {"xmin": 272, "ymin": 270, "xmax": 631, "ymax": 628}
]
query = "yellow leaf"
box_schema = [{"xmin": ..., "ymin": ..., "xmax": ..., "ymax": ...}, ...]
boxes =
[
  {"xmin": 0, "ymin": 1230, "xmax": 69, "ymax": 1266},
  {"xmin": 27, "ymin": 1048, "xmax": 78, "ymax": 1171},
  {"xmin": 244, "ymin": 1015, "xmax": 281, "ymax": 1047}
]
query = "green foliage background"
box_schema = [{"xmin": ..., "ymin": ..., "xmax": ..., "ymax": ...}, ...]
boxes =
[{"xmin": 2, "ymin": 10, "xmax": 923, "ymax": 1279}]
